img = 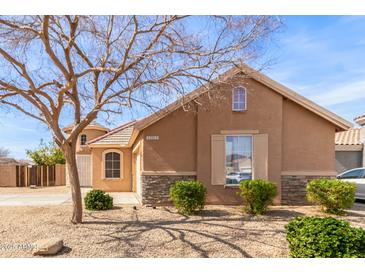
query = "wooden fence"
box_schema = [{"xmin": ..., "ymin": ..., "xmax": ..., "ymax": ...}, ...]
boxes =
[{"xmin": 15, "ymin": 164, "xmax": 66, "ymax": 187}]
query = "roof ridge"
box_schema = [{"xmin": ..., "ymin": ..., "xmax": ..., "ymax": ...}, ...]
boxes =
[{"xmin": 87, "ymin": 120, "xmax": 136, "ymax": 145}]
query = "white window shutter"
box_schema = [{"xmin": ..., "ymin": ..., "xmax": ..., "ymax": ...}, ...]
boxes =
[
  {"xmin": 211, "ymin": 134, "xmax": 226, "ymax": 185},
  {"xmin": 253, "ymin": 134, "xmax": 268, "ymax": 180}
]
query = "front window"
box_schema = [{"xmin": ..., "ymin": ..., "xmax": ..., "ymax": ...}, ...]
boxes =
[
  {"xmin": 80, "ymin": 134, "xmax": 87, "ymax": 146},
  {"xmin": 225, "ymin": 136, "xmax": 252, "ymax": 185},
  {"xmin": 104, "ymin": 152, "xmax": 121, "ymax": 179},
  {"xmin": 232, "ymin": 87, "xmax": 246, "ymax": 111}
]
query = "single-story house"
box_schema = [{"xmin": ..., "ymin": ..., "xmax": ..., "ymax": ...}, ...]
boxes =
[
  {"xmin": 335, "ymin": 115, "xmax": 365, "ymax": 173},
  {"xmin": 64, "ymin": 65, "xmax": 352, "ymax": 205}
]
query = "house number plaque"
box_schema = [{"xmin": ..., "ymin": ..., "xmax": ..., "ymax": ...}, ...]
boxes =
[{"xmin": 146, "ymin": 135, "xmax": 159, "ymax": 141}]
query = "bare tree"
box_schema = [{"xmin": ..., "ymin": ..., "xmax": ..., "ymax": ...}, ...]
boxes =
[
  {"xmin": 0, "ymin": 16, "xmax": 281, "ymax": 223},
  {"xmin": 0, "ymin": 147, "xmax": 10, "ymax": 157}
]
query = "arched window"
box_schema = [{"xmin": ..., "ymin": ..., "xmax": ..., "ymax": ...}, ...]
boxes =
[
  {"xmin": 103, "ymin": 150, "xmax": 122, "ymax": 179},
  {"xmin": 232, "ymin": 87, "xmax": 247, "ymax": 111},
  {"xmin": 80, "ymin": 134, "xmax": 87, "ymax": 146}
]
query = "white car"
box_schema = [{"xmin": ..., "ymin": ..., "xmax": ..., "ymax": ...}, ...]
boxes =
[{"xmin": 337, "ymin": 168, "xmax": 365, "ymax": 200}]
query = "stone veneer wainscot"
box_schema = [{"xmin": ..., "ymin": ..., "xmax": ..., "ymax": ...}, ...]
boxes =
[
  {"xmin": 281, "ymin": 174, "xmax": 335, "ymax": 205},
  {"xmin": 141, "ymin": 175, "xmax": 197, "ymax": 205}
]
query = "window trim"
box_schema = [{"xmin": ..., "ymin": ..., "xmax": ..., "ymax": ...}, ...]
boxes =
[
  {"xmin": 232, "ymin": 86, "xmax": 247, "ymax": 112},
  {"xmin": 80, "ymin": 134, "xmax": 87, "ymax": 146},
  {"xmin": 224, "ymin": 134, "xmax": 253, "ymax": 186},
  {"xmin": 102, "ymin": 149, "xmax": 123, "ymax": 180}
]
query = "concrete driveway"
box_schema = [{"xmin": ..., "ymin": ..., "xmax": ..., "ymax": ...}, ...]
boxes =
[{"xmin": 0, "ymin": 187, "xmax": 140, "ymax": 206}]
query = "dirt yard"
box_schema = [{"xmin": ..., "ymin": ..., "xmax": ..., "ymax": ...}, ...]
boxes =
[{"xmin": 0, "ymin": 204, "xmax": 364, "ymax": 258}]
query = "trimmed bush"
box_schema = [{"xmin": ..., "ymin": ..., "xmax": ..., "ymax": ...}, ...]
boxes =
[
  {"xmin": 286, "ymin": 216, "xmax": 365, "ymax": 258},
  {"xmin": 84, "ymin": 189, "xmax": 113, "ymax": 210},
  {"xmin": 306, "ymin": 179, "xmax": 356, "ymax": 214},
  {"xmin": 238, "ymin": 179, "xmax": 277, "ymax": 215},
  {"xmin": 169, "ymin": 181, "xmax": 207, "ymax": 215}
]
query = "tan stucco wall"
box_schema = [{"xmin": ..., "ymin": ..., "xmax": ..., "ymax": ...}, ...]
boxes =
[
  {"xmin": 0, "ymin": 165, "xmax": 17, "ymax": 187},
  {"xmin": 195, "ymin": 76, "xmax": 283, "ymax": 204},
  {"xmin": 282, "ymin": 99, "xmax": 336, "ymax": 172},
  {"xmin": 91, "ymin": 147, "xmax": 132, "ymax": 192},
  {"xmin": 139, "ymin": 73, "xmax": 338, "ymax": 205},
  {"xmin": 142, "ymin": 107, "xmax": 197, "ymax": 172},
  {"xmin": 75, "ymin": 129, "xmax": 108, "ymax": 155}
]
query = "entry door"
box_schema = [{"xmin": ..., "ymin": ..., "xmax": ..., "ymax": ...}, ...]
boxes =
[
  {"xmin": 135, "ymin": 154, "xmax": 142, "ymax": 197},
  {"xmin": 76, "ymin": 155, "xmax": 92, "ymax": 187}
]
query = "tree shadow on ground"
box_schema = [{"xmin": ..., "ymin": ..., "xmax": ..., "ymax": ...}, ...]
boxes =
[
  {"xmin": 82, "ymin": 207, "xmax": 292, "ymax": 258},
  {"xmin": 265, "ymin": 209, "xmax": 305, "ymax": 219}
]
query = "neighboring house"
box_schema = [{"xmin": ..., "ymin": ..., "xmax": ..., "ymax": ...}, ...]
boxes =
[
  {"xmin": 335, "ymin": 115, "xmax": 365, "ymax": 173},
  {"xmin": 64, "ymin": 65, "xmax": 352, "ymax": 205}
]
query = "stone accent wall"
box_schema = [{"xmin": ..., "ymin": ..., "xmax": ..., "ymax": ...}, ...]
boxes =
[
  {"xmin": 281, "ymin": 175, "xmax": 335, "ymax": 205},
  {"xmin": 141, "ymin": 175, "xmax": 197, "ymax": 205}
]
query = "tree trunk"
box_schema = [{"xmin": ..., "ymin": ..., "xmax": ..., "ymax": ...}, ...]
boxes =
[{"xmin": 63, "ymin": 142, "xmax": 83, "ymax": 224}]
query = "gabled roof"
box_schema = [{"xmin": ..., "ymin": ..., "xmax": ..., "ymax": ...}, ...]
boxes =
[
  {"xmin": 87, "ymin": 121, "xmax": 136, "ymax": 146},
  {"xmin": 63, "ymin": 122, "xmax": 109, "ymax": 133},
  {"xmin": 335, "ymin": 128, "xmax": 362, "ymax": 145},
  {"xmin": 134, "ymin": 64, "xmax": 352, "ymax": 131}
]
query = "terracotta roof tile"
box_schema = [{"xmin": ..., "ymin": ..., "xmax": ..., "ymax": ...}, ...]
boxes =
[
  {"xmin": 87, "ymin": 121, "xmax": 136, "ymax": 146},
  {"xmin": 335, "ymin": 128, "xmax": 362, "ymax": 145}
]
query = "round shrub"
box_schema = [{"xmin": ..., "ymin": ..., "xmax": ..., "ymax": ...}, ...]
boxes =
[
  {"xmin": 286, "ymin": 216, "xmax": 365, "ymax": 258},
  {"xmin": 84, "ymin": 189, "xmax": 113, "ymax": 210},
  {"xmin": 169, "ymin": 181, "xmax": 207, "ymax": 215},
  {"xmin": 306, "ymin": 179, "xmax": 356, "ymax": 214},
  {"xmin": 238, "ymin": 179, "xmax": 277, "ymax": 215}
]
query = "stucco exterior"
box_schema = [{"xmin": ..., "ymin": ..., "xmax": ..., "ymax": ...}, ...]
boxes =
[
  {"xmin": 195, "ymin": 77, "xmax": 283, "ymax": 204},
  {"xmin": 71, "ymin": 66, "xmax": 351, "ymax": 205},
  {"xmin": 136, "ymin": 75, "xmax": 341, "ymax": 204},
  {"xmin": 90, "ymin": 147, "xmax": 132, "ymax": 192},
  {"xmin": 64, "ymin": 124, "xmax": 109, "ymax": 187},
  {"xmin": 142, "ymin": 107, "xmax": 197, "ymax": 172},
  {"xmin": 282, "ymin": 99, "xmax": 336, "ymax": 172},
  {"xmin": 63, "ymin": 125, "xmax": 108, "ymax": 155}
]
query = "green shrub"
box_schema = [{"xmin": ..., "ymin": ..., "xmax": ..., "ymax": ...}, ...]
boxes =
[
  {"xmin": 286, "ymin": 216, "xmax": 365, "ymax": 258},
  {"xmin": 237, "ymin": 179, "xmax": 277, "ymax": 215},
  {"xmin": 169, "ymin": 181, "xmax": 207, "ymax": 215},
  {"xmin": 84, "ymin": 189, "xmax": 113, "ymax": 210},
  {"xmin": 306, "ymin": 179, "xmax": 356, "ymax": 214}
]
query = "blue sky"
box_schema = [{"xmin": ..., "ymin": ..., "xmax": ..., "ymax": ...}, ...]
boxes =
[{"xmin": 1, "ymin": 15, "xmax": 365, "ymax": 159}]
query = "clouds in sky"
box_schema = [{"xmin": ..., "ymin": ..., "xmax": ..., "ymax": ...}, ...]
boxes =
[
  {"xmin": 1, "ymin": 16, "xmax": 365, "ymax": 158},
  {"xmin": 265, "ymin": 16, "xmax": 365, "ymax": 122}
]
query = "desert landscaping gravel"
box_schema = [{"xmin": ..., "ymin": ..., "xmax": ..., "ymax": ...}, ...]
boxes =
[{"xmin": 0, "ymin": 204, "xmax": 364, "ymax": 258}]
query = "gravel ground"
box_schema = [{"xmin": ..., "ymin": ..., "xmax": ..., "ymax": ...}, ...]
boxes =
[
  {"xmin": 0, "ymin": 204, "xmax": 364, "ymax": 258},
  {"xmin": 0, "ymin": 186, "xmax": 70, "ymax": 194}
]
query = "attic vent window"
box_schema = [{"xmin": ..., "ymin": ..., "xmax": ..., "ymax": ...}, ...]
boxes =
[
  {"xmin": 80, "ymin": 134, "xmax": 87, "ymax": 146},
  {"xmin": 232, "ymin": 87, "xmax": 247, "ymax": 112}
]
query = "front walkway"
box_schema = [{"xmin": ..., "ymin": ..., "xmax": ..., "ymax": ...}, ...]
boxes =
[{"xmin": 0, "ymin": 186, "xmax": 140, "ymax": 206}]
